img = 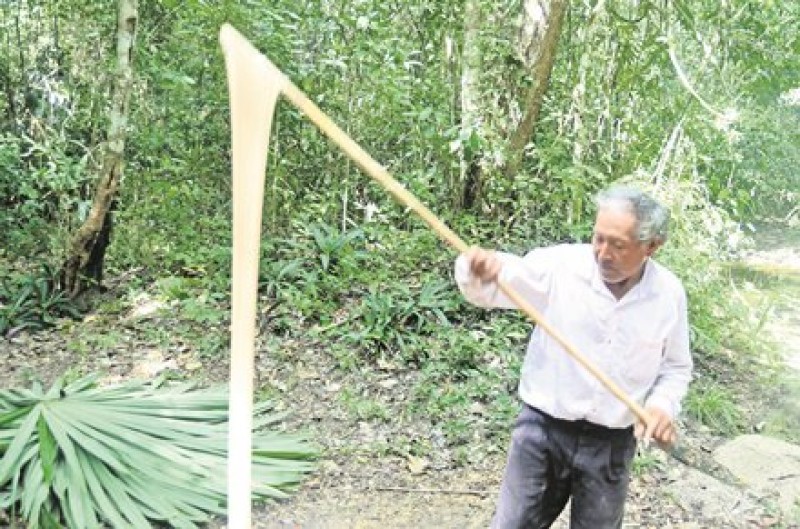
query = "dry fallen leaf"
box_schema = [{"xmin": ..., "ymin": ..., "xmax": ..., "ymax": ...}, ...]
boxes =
[{"xmin": 407, "ymin": 455, "xmax": 429, "ymax": 475}]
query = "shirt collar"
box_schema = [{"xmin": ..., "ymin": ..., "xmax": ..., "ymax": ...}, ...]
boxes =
[{"xmin": 631, "ymin": 259, "xmax": 657, "ymax": 299}]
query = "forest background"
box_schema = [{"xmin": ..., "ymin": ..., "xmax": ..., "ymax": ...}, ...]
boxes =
[{"xmin": 1, "ymin": 0, "xmax": 800, "ymax": 524}]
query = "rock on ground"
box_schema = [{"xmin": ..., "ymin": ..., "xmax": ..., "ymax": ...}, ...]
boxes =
[
  {"xmin": 664, "ymin": 466, "xmax": 765, "ymax": 525},
  {"xmin": 714, "ymin": 434, "xmax": 800, "ymax": 521}
]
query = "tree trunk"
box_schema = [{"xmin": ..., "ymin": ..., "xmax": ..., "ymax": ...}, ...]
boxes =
[
  {"xmin": 458, "ymin": 0, "xmax": 484, "ymax": 210},
  {"xmin": 504, "ymin": 0, "xmax": 568, "ymax": 178},
  {"xmin": 60, "ymin": 0, "xmax": 137, "ymax": 297}
]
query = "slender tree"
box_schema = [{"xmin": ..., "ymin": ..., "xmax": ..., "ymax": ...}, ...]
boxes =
[
  {"xmin": 60, "ymin": 0, "xmax": 137, "ymax": 296},
  {"xmin": 458, "ymin": 0, "xmax": 484, "ymax": 209},
  {"xmin": 504, "ymin": 0, "xmax": 567, "ymax": 179},
  {"xmin": 456, "ymin": 0, "xmax": 568, "ymax": 211}
]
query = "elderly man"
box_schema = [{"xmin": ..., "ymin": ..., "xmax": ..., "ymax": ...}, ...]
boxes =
[{"xmin": 455, "ymin": 186, "xmax": 692, "ymax": 528}]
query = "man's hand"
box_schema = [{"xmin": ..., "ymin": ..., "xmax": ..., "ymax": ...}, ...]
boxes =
[
  {"xmin": 465, "ymin": 247, "xmax": 502, "ymax": 283},
  {"xmin": 635, "ymin": 406, "xmax": 677, "ymax": 450}
]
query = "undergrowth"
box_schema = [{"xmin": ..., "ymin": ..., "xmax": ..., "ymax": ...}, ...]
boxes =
[
  {"xmin": 102, "ymin": 195, "xmax": 776, "ymax": 445},
  {"xmin": 3, "ymin": 199, "xmax": 777, "ymax": 444},
  {"xmin": 0, "ymin": 264, "xmax": 82, "ymax": 337}
]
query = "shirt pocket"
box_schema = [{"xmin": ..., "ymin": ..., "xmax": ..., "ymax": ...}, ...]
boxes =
[{"xmin": 620, "ymin": 338, "xmax": 664, "ymax": 389}]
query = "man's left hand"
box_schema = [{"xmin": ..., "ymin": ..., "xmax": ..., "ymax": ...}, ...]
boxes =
[{"xmin": 634, "ymin": 406, "xmax": 677, "ymax": 450}]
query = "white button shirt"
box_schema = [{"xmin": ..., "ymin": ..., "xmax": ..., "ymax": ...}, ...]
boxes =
[{"xmin": 455, "ymin": 244, "xmax": 693, "ymax": 428}]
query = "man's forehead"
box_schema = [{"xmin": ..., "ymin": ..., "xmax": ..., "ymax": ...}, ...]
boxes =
[{"xmin": 593, "ymin": 208, "xmax": 638, "ymax": 237}]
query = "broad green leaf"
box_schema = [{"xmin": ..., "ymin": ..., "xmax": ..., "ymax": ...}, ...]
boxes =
[
  {"xmin": 36, "ymin": 415, "xmax": 57, "ymax": 485},
  {"xmin": 0, "ymin": 406, "xmax": 41, "ymax": 484}
]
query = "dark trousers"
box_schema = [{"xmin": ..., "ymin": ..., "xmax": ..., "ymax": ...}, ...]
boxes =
[{"xmin": 491, "ymin": 405, "xmax": 637, "ymax": 529}]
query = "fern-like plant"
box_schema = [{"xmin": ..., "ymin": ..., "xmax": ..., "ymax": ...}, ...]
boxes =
[{"xmin": 0, "ymin": 375, "xmax": 315, "ymax": 528}]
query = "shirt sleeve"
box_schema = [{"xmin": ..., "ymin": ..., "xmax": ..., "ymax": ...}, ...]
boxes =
[
  {"xmin": 645, "ymin": 286, "xmax": 694, "ymax": 419},
  {"xmin": 454, "ymin": 248, "xmax": 557, "ymax": 310}
]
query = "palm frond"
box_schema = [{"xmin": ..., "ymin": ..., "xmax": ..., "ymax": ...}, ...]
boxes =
[{"xmin": 0, "ymin": 375, "xmax": 316, "ymax": 528}]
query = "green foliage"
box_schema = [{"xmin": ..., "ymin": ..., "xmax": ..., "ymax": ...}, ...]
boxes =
[
  {"xmin": 0, "ymin": 374, "xmax": 315, "ymax": 528},
  {"xmin": 0, "ymin": 134, "xmax": 91, "ymax": 254},
  {"xmin": 631, "ymin": 449, "xmax": 663, "ymax": 477},
  {"xmin": 180, "ymin": 296, "xmax": 225, "ymax": 325},
  {"xmin": 346, "ymin": 279, "xmax": 459, "ymax": 359},
  {"xmin": 155, "ymin": 276, "xmax": 199, "ymax": 301},
  {"xmin": 309, "ymin": 224, "xmax": 363, "ymax": 273},
  {"xmin": 0, "ymin": 266, "xmax": 81, "ymax": 337},
  {"xmin": 0, "ymin": 1, "xmax": 115, "ymax": 254},
  {"xmin": 407, "ymin": 314, "xmax": 526, "ymax": 440},
  {"xmin": 735, "ymin": 103, "xmax": 800, "ymax": 214},
  {"xmin": 684, "ymin": 380, "xmax": 745, "ymax": 435},
  {"xmin": 4, "ymin": 0, "xmax": 799, "ymax": 270},
  {"xmin": 338, "ymin": 388, "xmax": 390, "ymax": 421}
]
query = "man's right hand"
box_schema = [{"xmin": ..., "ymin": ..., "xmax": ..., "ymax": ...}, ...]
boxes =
[
  {"xmin": 465, "ymin": 247, "xmax": 502, "ymax": 283},
  {"xmin": 635, "ymin": 406, "xmax": 678, "ymax": 451}
]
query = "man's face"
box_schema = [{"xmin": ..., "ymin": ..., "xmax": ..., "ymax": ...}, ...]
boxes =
[{"xmin": 592, "ymin": 207, "xmax": 657, "ymax": 284}]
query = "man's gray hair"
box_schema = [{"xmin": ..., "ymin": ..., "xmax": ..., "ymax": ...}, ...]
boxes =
[{"xmin": 595, "ymin": 186, "xmax": 670, "ymax": 244}]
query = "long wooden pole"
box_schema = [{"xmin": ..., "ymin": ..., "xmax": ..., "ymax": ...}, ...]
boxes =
[
  {"xmin": 220, "ymin": 25, "xmax": 285, "ymax": 528},
  {"xmin": 279, "ymin": 72, "xmax": 649, "ymax": 423},
  {"xmin": 272, "ymin": 56, "xmax": 649, "ymax": 427}
]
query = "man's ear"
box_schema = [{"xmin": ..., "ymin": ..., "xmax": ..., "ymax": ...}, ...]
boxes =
[{"xmin": 646, "ymin": 240, "xmax": 663, "ymax": 257}]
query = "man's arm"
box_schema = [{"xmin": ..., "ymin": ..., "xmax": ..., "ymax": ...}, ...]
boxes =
[
  {"xmin": 454, "ymin": 247, "xmax": 553, "ymax": 310},
  {"xmin": 637, "ymin": 287, "xmax": 694, "ymax": 446}
]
